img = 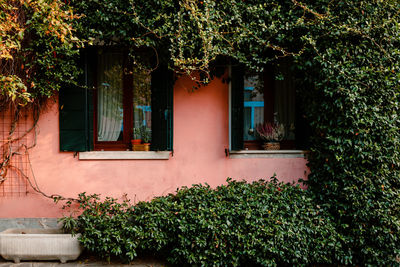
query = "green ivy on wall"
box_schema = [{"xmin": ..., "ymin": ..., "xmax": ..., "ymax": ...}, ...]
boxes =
[{"xmin": 297, "ymin": 1, "xmax": 400, "ymax": 264}]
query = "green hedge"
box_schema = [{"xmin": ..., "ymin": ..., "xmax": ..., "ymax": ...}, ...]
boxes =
[{"xmin": 62, "ymin": 178, "xmax": 341, "ymax": 266}]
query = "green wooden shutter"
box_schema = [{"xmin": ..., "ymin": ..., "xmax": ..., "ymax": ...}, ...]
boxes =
[
  {"xmin": 151, "ymin": 65, "xmax": 174, "ymax": 151},
  {"xmin": 231, "ymin": 65, "xmax": 244, "ymax": 151},
  {"xmin": 86, "ymin": 49, "xmax": 95, "ymax": 151},
  {"xmin": 59, "ymin": 51, "xmax": 92, "ymax": 151}
]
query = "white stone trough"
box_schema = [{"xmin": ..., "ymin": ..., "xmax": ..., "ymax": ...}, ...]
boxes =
[{"xmin": 0, "ymin": 228, "xmax": 82, "ymax": 263}]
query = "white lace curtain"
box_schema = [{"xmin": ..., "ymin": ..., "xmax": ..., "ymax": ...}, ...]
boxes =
[{"xmin": 97, "ymin": 51, "xmax": 123, "ymax": 141}]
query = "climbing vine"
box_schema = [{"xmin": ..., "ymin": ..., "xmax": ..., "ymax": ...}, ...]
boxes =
[
  {"xmin": 0, "ymin": 0, "xmax": 82, "ymax": 193},
  {"xmin": 1, "ymin": 0, "xmax": 400, "ymax": 265},
  {"xmin": 0, "ymin": 0, "xmax": 82, "ymax": 105}
]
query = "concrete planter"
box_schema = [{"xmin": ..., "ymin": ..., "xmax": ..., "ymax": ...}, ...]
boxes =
[{"xmin": 0, "ymin": 228, "xmax": 82, "ymax": 263}]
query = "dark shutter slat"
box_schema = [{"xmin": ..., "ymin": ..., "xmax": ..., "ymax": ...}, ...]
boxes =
[
  {"xmin": 59, "ymin": 51, "xmax": 90, "ymax": 152},
  {"xmin": 59, "ymin": 85, "xmax": 87, "ymax": 151},
  {"xmin": 231, "ymin": 65, "xmax": 244, "ymax": 151},
  {"xmin": 151, "ymin": 65, "xmax": 174, "ymax": 151},
  {"xmin": 86, "ymin": 49, "xmax": 95, "ymax": 151}
]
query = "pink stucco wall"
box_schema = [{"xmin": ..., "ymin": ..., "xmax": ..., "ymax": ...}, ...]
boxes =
[{"xmin": 0, "ymin": 76, "xmax": 308, "ymax": 218}]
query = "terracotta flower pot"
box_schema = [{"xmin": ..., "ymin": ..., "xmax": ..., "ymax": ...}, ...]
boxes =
[
  {"xmin": 131, "ymin": 139, "xmax": 141, "ymax": 145},
  {"xmin": 143, "ymin": 143, "xmax": 150, "ymax": 151}
]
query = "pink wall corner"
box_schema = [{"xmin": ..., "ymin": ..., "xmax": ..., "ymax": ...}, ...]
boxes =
[{"xmin": 0, "ymin": 75, "xmax": 308, "ymax": 218}]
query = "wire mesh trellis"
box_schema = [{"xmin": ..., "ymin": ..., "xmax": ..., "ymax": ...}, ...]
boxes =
[
  {"xmin": 0, "ymin": 108, "xmax": 31, "ymax": 197},
  {"xmin": 0, "ymin": 1, "xmax": 31, "ymax": 196},
  {"xmin": 1, "ymin": 2, "xmax": 77, "ymax": 201}
]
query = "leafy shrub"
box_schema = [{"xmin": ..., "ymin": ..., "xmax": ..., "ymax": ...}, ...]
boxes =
[
  {"xmin": 62, "ymin": 177, "xmax": 340, "ymax": 266},
  {"xmin": 61, "ymin": 193, "xmax": 139, "ymax": 262}
]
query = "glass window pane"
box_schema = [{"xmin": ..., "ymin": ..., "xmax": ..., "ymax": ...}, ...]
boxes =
[
  {"xmin": 97, "ymin": 51, "xmax": 123, "ymax": 142},
  {"xmin": 243, "ymin": 107, "xmax": 253, "ymax": 140},
  {"xmin": 274, "ymin": 61, "xmax": 296, "ymax": 140},
  {"xmin": 133, "ymin": 67, "xmax": 152, "ymax": 141},
  {"xmin": 243, "ymin": 75, "xmax": 264, "ymax": 141},
  {"xmin": 243, "ymin": 61, "xmax": 296, "ymax": 143}
]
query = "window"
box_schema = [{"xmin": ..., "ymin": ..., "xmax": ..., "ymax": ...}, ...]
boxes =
[
  {"xmin": 93, "ymin": 48, "xmax": 152, "ymax": 150},
  {"xmin": 59, "ymin": 47, "xmax": 173, "ymax": 152},
  {"xmin": 230, "ymin": 61, "xmax": 309, "ymax": 151}
]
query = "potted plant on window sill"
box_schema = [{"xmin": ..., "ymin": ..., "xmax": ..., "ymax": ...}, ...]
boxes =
[
  {"xmin": 131, "ymin": 127, "xmax": 142, "ymax": 148},
  {"xmin": 132, "ymin": 126, "xmax": 151, "ymax": 151},
  {"xmin": 256, "ymin": 122, "xmax": 285, "ymax": 150},
  {"xmin": 140, "ymin": 126, "xmax": 152, "ymax": 151}
]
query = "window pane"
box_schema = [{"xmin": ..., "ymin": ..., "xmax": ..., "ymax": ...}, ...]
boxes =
[
  {"xmin": 243, "ymin": 76, "xmax": 264, "ymax": 141},
  {"xmin": 97, "ymin": 51, "xmax": 123, "ymax": 141},
  {"xmin": 275, "ymin": 61, "xmax": 296, "ymax": 140},
  {"xmin": 243, "ymin": 61, "xmax": 296, "ymax": 143},
  {"xmin": 133, "ymin": 67, "xmax": 152, "ymax": 139}
]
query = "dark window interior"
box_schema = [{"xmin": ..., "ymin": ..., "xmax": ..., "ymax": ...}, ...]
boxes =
[{"xmin": 243, "ymin": 61, "xmax": 308, "ymax": 150}]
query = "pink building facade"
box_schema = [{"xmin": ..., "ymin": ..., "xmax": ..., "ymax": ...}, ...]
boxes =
[{"xmin": 0, "ymin": 73, "xmax": 308, "ymax": 218}]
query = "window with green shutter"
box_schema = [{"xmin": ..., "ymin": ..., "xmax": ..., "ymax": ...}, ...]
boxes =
[{"xmin": 59, "ymin": 48, "xmax": 173, "ymax": 152}]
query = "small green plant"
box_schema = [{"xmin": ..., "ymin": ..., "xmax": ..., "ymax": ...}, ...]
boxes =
[
  {"xmin": 139, "ymin": 125, "xmax": 151, "ymax": 143},
  {"xmin": 132, "ymin": 127, "xmax": 141, "ymax": 140}
]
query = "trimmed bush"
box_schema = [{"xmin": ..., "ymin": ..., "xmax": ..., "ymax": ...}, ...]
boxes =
[{"xmin": 62, "ymin": 177, "xmax": 340, "ymax": 266}]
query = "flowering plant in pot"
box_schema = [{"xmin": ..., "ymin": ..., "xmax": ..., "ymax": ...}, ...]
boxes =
[{"xmin": 256, "ymin": 122, "xmax": 285, "ymax": 150}]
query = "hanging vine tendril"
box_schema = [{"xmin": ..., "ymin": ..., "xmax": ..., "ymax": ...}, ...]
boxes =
[{"xmin": 0, "ymin": 0, "xmax": 82, "ymax": 201}]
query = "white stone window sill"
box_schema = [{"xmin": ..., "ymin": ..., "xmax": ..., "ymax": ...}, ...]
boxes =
[
  {"xmin": 229, "ymin": 150, "xmax": 308, "ymax": 159},
  {"xmin": 78, "ymin": 151, "xmax": 171, "ymax": 160}
]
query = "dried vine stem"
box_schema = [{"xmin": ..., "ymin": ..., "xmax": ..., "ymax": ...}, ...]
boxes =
[
  {"xmin": 0, "ymin": 105, "xmax": 37, "ymax": 184},
  {"xmin": 10, "ymin": 157, "xmax": 78, "ymax": 203},
  {"xmin": 0, "ymin": 104, "xmax": 78, "ymax": 203}
]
